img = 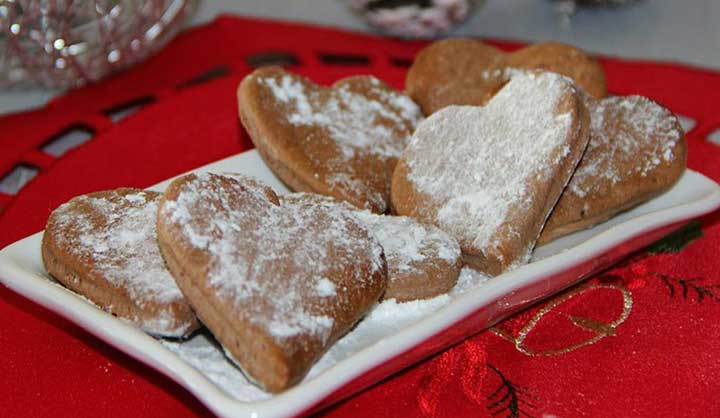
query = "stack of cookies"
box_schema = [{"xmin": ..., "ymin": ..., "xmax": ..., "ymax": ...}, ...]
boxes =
[{"xmin": 42, "ymin": 38, "xmax": 686, "ymax": 392}]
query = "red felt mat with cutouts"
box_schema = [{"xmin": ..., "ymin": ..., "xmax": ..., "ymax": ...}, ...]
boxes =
[{"xmin": 1, "ymin": 15, "xmax": 720, "ymax": 418}]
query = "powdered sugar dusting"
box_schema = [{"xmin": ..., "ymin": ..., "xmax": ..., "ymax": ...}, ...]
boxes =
[
  {"xmin": 50, "ymin": 190, "xmax": 189, "ymax": 336},
  {"xmin": 262, "ymin": 74, "xmax": 421, "ymax": 158},
  {"xmin": 404, "ymin": 71, "xmax": 575, "ymax": 268},
  {"xmin": 257, "ymin": 70, "xmax": 422, "ymax": 211},
  {"xmin": 450, "ymin": 267, "xmax": 492, "ymax": 296},
  {"xmin": 352, "ymin": 210, "xmax": 461, "ymax": 281},
  {"xmin": 315, "ymin": 277, "xmax": 337, "ymax": 297},
  {"xmin": 568, "ymin": 95, "xmax": 683, "ymax": 198},
  {"xmin": 481, "ymin": 67, "xmax": 528, "ymax": 83},
  {"xmin": 325, "ymin": 172, "xmax": 385, "ymax": 211},
  {"xmin": 281, "ymin": 192, "xmax": 461, "ymax": 289},
  {"xmin": 161, "ymin": 332, "xmax": 272, "ymax": 401},
  {"xmin": 158, "ymin": 265, "xmax": 493, "ymax": 401},
  {"xmin": 160, "ymin": 173, "xmax": 384, "ymax": 342},
  {"xmin": 481, "ymin": 67, "xmax": 504, "ymax": 81}
]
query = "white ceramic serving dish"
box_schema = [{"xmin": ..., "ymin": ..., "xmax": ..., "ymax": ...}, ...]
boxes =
[{"xmin": 1, "ymin": 149, "xmax": 719, "ymax": 418}]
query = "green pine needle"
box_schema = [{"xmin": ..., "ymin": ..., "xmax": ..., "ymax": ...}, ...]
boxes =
[{"xmin": 646, "ymin": 220, "xmax": 703, "ymax": 254}]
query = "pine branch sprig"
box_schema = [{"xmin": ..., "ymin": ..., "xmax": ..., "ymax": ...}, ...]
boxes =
[
  {"xmin": 486, "ymin": 364, "xmax": 539, "ymax": 418},
  {"xmin": 655, "ymin": 273, "xmax": 720, "ymax": 303}
]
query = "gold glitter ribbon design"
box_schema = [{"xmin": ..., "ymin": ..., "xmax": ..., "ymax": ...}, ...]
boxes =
[{"xmin": 492, "ymin": 283, "xmax": 633, "ymax": 356}]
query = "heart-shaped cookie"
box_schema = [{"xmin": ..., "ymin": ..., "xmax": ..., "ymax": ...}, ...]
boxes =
[
  {"xmin": 156, "ymin": 173, "xmax": 387, "ymax": 392},
  {"xmin": 42, "ymin": 188, "xmax": 199, "ymax": 337},
  {"xmin": 406, "ymin": 38, "xmax": 607, "ymax": 115},
  {"xmin": 282, "ymin": 193, "xmax": 462, "ymax": 302},
  {"xmin": 238, "ymin": 66, "xmax": 422, "ymax": 214},
  {"xmin": 539, "ymin": 95, "xmax": 687, "ymax": 243},
  {"xmin": 392, "ymin": 71, "xmax": 590, "ymax": 276}
]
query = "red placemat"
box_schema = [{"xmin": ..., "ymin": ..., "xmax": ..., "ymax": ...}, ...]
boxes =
[{"xmin": 1, "ymin": 15, "xmax": 720, "ymax": 418}]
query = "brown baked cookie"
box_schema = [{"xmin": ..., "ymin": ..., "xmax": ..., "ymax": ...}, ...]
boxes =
[
  {"xmin": 282, "ymin": 193, "xmax": 462, "ymax": 302},
  {"xmin": 156, "ymin": 173, "xmax": 387, "ymax": 392},
  {"xmin": 392, "ymin": 71, "xmax": 590, "ymax": 276},
  {"xmin": 406, "ymin": 38, "xmax": 606, "ymax": 115},
  {"xmin": 539, "ymin": 95, "xmax": 687, "ymax": 243},
  {"xmin": 42, "ymin": 188, "xmax": 199, "ymax": 337},
  {"xmin": 238, "ymin": 66, "xmax": 422, "ymax": 214}
]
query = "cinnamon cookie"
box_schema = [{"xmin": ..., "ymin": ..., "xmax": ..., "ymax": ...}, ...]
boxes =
[
  {"xmin": 42, "ymin": 188, "xmax": 199, "ymax": 337},
  {"xmin": 238, "ymin": 66, "xmax": 422, "ymax": 213},
  {"xmin": 539, "ymin": 95, "xmax": 687, "ymax": 243},
  {"xmin": 392, "ymin": 71, "xmax": 590, "ymax": 276},
  {"xmin": 282, "ymin": 193, "xmax": 462, "ymax": 302},
  {"xmin": 156, "ymin": 173, "xmax": 387, "ymax": 392},
  {"xmin": 406, "ymin": 38, "xmax": 606, "ymax": 115}
]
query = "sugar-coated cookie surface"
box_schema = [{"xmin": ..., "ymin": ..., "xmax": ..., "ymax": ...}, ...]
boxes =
[
  {"xmin": 282, "ymin": 193, "xmax": 462, "ymax": 302},
  {"xmin": 41, "ymin": 188, "xmax": 199, "ymax": 337},
  {"xmin": 540, "ymin": 95, "xmax": 687, "ymax": 243},
  {"xmin": 238, "ymin": 66, "xmax": 422, "ymax": 213},
  {"xmin": 406, "ymin": 38, "xmax": 607, "ymax": 115},
  {"xmin": 156, "ymin": 173, "xmax": 387, "ymax": 392},
  {"xmin": 392, "ymin": 71, "xmax": 590, "ymax": 276},
  {"xmin": 353, "ymin": 211, "xmax": 462, "ymax": 301}
]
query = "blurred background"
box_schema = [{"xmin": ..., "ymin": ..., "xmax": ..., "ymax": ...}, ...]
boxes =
[
  {"xmin": 1, "ymin": 0, "xmax": 718, "ymax": 114},
  {"xmin": 190, "ymin": 0, "xmax": 719, "ymax": 67}
]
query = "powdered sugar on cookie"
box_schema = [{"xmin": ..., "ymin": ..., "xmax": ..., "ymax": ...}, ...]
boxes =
[
  {"xmin": 281, "ymin": 192, "xmax": 461, "ymax": 300},
  {"xmin": 51, "ymin": 190, "xmax": 190, "ymax": 336},
  {"xmin": 253, "ymin": 69, "xmax": 422, "ymax": 212},
  {"xmin": 261, "ymin": 74, "xmax": 421, "ymax": 159},
  {"xmin": 404, "ymin": 71, "xmax": 576, "ymax": 264},
  {"xmin": 568, "ymin": 95, "xmax": 683, "ymax": 198},
  {"xmin": 351, "ymin": 210, "xmax": 460, "ymax": 279},
  {"xmin": 314, "ymin": 277, "xmax": 337, "ymax": 297},
  {"xmin": 481, "ymin": 67, "xmax": 527, "ymax": 82},
  {"xmin": 161, "ymin": 173, "xmax": 384, "ymax": 342}
]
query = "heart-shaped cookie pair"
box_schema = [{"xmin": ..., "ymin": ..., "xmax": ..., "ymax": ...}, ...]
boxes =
[
  {"xmin": 238, "ymin": 66, "xmax": 422, "ymax": 214},
  {"xmin": 539, "ymin": 95, "xmax": 687, "ymax": 243},
  {"xmin": 282, "ymin": 193, "xmax": 463, "ymax": 302},
  {"xmin": 42, "ymin": 188, "xmax": 199, "ymax": 337},
  {"xmin": 406, "ymin": 38, "xmax": 607, "ymax": 115},
  {"xmin": 156, "ymin": 173, "xmax": 387, "ymax": 392},
  {"xmin": 392, "ymin": 71, "xmax": 590, "ymax": 276}
]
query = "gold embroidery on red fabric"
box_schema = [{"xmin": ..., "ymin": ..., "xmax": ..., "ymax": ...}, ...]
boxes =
[{"xmin": 491, "ymin": 283, "xmax": 633, "ymax": 356}]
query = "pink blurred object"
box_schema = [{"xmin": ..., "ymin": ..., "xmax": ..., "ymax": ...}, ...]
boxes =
[{"xmin": 345, "ymin": 0, "xmax": 484, "ymax": 39}]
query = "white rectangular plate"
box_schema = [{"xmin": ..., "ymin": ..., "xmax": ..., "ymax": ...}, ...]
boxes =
[{"xmin": 2, "ymin": 149, "xmax": 720, "ymax": 418}]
